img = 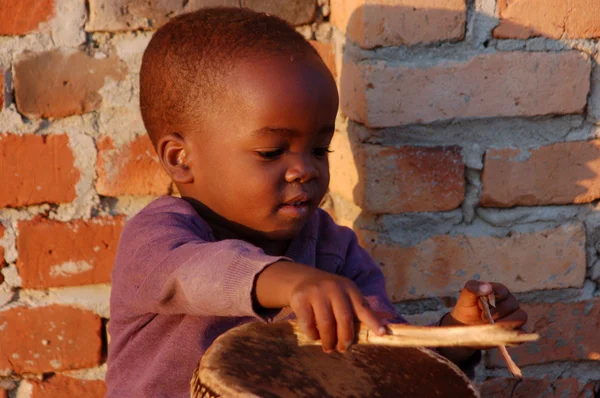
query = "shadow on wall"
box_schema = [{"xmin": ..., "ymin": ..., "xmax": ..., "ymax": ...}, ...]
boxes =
[{"xmin": 329, "ymin": 3, "xmax": 595, "ymax": 303}]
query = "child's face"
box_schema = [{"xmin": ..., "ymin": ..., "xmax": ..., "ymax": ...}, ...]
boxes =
[{"xmin": 181, "ymin": 53, "xmax": 339, "ymax": 242}]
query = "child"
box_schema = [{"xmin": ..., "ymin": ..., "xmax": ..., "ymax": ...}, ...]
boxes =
[{"xmin": 106, "ymin": 7, "xmax": 527, "ymax": 397}]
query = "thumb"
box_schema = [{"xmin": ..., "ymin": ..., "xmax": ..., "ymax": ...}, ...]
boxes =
[{"xmin": 456, "ymin": 280, "xmax": 493, "ymax": 308}]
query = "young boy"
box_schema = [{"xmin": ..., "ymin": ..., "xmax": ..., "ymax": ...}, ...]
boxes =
[{"xmin": 106, "ymin": 7, "xmax": 527, "ymax": 397}]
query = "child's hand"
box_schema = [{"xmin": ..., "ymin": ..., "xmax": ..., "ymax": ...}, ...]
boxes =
[
  {"xmin": 443, "ymin": 280, "xmax": 528, "ymax": 328},
  {"xmin": 255, "ymin": 261, "xmax": 386, "ymax": 353}
]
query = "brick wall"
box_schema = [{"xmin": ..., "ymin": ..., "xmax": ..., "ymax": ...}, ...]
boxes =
[{"xmin": 0, "ymin": 0, "xmax": 598, "ymax": 396}]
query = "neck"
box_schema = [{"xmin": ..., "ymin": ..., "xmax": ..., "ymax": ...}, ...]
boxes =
[{"xmin": 183, "ymin": 197, "xmax": 291, "ymax": 256}]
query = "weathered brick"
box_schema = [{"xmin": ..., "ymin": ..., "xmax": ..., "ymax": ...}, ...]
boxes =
[
  {"xmin": 495, "ymin": 0, "xmax": 600, "ymax": 40},
  {"xmin": 0, "ymin": 305, "xmax": 102, "ymax": 373},
  {"xmin": 14, "ymin": 50, "xmax": 127, "ymax": 119},
  {"xmin": 0, "ymin": 134, "xmax": 79, "ymax": 208},
  {"xmin": 366, "ymin": 223, "xmax": 585, "ymax": 301},
  {"xmin": 26, "ymin": 374, "xmax": 106, "ymax": 398},
  {"xmin": 241, "ymin": 0, "xmax": 317, "ymax": 26},
  {"xmin": 87, "ymin": 0, "xmax": 313, "ymax": 32},
  {"xmin": 96, "ymin": 136, "xmax": 171, "ymax": 197},
  {"xmin": 329, "ymin": 129, "xmax": 464, "ymax": 213},
  {"xmin": 341, "ymin": 51, "xmax": 590, "ymax": 127},
  {"xmin": 310, "ymin": 41, "xmax": 336, "ymax": 79},
  {"xmin": 481, "ymin": 141, "xmax": 600, "ymax": 207},
  {"xmin": 331, "ymin": 0, "xmax": 466, "ymax": 48},
  {"xmin": 481, "ymin": 377, "xmax": 598, "ymax": 398},
  {"xmin": 17, "ymin": 217, "xmax": 124, "ymax": 288},
  {"xmin": 87, "ymin": 0, "xmax": 238, "ymax": 32},
  {"xmin": 0, "ymin": 0, "xmax": 54, "ymax": 35},
  {"xmin": 487, "ymin": 300, "xmax": 600, "ymax": 367}
]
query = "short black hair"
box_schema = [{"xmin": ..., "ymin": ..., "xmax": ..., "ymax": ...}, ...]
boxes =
[{"xmin": 140, "ymin": 7, "xmax": 318, "ymax": 144}]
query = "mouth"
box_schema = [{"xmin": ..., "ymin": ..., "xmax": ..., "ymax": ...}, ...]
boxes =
[{"xmin": 278, "ymin": 195, "xmax": 312, "ymax": 218}]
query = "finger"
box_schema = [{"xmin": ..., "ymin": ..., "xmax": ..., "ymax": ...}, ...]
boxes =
[
  {"xmin": 489, "ymin": 282, "xmax": 510, "ymax": 302},
  {"xmin": 458, "ymin": 280, "xmax": 494, "ymax": 309},
  {"xmin": 292, "ymin": 299, "xmax": 319, "ymax": 341},
  {"xmin": 330, "ymin": 290, "xmax": 355, "ymax": 352},
  {"xmin": 489, "ymin": 294, "xmax": 520, "ymax": 321},
  {"xmin": 313, "ymin": 299, "xmax": 337, "ymax": 353},
  {"xmin": 495, "ymin": 308, "xmax": 528, "ymax": 328},
  {"xmin": 348, "ymin": 290, "xmax": 385, "ymax": 336}
]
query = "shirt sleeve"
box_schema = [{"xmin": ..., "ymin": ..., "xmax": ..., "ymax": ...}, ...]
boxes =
[{"xmin": 111, "ymin": 205, "xmax": 287, "ymax": 320}]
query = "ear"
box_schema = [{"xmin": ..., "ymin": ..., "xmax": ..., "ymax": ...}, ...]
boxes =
[{"xmin": 157, "ymin": 133, "xmax": 193, "ymax": 184}]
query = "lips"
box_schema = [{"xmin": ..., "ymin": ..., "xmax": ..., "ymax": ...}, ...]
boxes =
[{"xmin": 282, "ymin": 193, "xmax": 311, "ymax": 206}]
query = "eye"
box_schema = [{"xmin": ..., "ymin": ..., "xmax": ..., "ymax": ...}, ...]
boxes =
[
  {"xmin": 313, "ymin": 147, "xmax": 333, "ymax": 158},
  {"xmin": 256, "ymin": 149, "xmax": 284, "ymax": 160}
]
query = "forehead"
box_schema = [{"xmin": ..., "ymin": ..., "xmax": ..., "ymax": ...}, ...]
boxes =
[{"xmin": 223, "ymin": 53, "xmax": 339, "ymax": 132}]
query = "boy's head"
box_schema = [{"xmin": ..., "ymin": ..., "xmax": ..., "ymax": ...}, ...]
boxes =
[{"xmin": 140, "ymin": 7, "xmax": 339, "ymax": 243}]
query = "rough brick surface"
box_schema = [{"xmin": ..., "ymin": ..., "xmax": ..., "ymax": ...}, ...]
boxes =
[
  {"xmin": 0, "ymin": 134, "xmax": 79, "ymax": 208},
  {"xmin": 96, "ymin": 136, "xmax": 171, "ymax": 197},
  {"xmin": 28, "ymin": 375, "xmax": 107, "ymax": 398},
  {"xmin": 331, "ymin": 0, "xmax": 466, "ymax": 48},
  {"xmin": 487, "ymin": 299, "xmax": 600, "ymax": 367},
  {"xmin": 0, "ymin": 305, "xmax": 102, "ymax": 373},
  {"xmin": 310, "ymin": 41, "xmax": 336, "ymax": 78},
  {"xmin": 87, "ymin": 0, "xmax": 314, "ymax": 31},
  {"xmin": 341, "ymin": 51, "xmax": 590, "ymax": 127},
  {"xmin": 17, "ymin": 217, "xmax": 125, "ymax": 288},
  {"xmin": 330, "ymin": 130, "xmax": 464, "ymax": 213},
  {"xmin": 481, "ymin": 377, "xmax": 598, "ymax": 398},
  {"xmin": 14, "ymin": 50, "xmax": 127, "ymax": 119},
  {"xmin": 495, "ymin": 0, "xmax": 600, "ymax": 40},
  {"xmin": 367, "ymin": 223, "xmax": 585, "ymax": 301},
  {"xmin": 241, "ymin": 0, "xmax": 317, "ymax": 25},
  {"xmin": 0, "ymin": 0, "xmax": 54, "ymax": 35},
  {"xmin": 482, "ymin": 141, "xmax": 600, "ymax": 207}
]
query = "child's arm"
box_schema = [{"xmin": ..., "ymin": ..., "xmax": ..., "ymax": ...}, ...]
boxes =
[{"xmin": 114, "ymin": 209, "xmax": 289, "ymax": 320}]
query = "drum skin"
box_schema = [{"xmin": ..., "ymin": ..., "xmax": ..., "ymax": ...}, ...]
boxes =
[{"xmin": 192, "ymin": 321, "xmax": 480, "ymax": 398}]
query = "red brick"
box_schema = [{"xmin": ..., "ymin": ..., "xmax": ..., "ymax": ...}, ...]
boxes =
[
  {"xmin": 0, "ymin": 305, "xmax": 102, "ymax": 373},
  {"xmin": 17, "ymin": 217, "xmax": 124, "ymax": 288},
  {"xmin": 481, "ymin": 377, "xmax": 598, "ymax": 398},
  {"xmin": 96, "ymin": 136, "xmax": 171, "ymax": 197},
  {"xmin": 365, "ymin": 223, "xmax": 585, "ymax": 301},
  {"xmin": 0, "ymin": 134, "xmax": 79, "ymax": 208},
  {"xmin": 28, "ymin": 375, "xmax": 106, "ymax": 398},
  {"xmin": 330, "ymin": 129, "xmax": 464, "ymax": 213},
  {"xmin": 331, "ymin": 0, "xmax": 466, "ymax": 48},
  {"xmin": 487, "ymin": 300, "xmax": 600, "ymax": 367},
  {"xmin": 495, "ymin": 0, "xmax": 600, "ymax": 40},
  {"xmin": 0, "ymin": 225, "xmax": 5, "ymax": 268},
  {"xmin": 14, "ymin": 50, "xmax": 127, "ymax": 119},
  {"xmin": 481, "ymin": 141, "xmax": 600, "ymax": 207},
  {"xmin": 0, "ymin": 0, "xmax": 54, "ymax": 35},
  {"xmin": 241, "ymin": 0, "xmax": 317, "ymax": 26},
  {"xmin": 310, "ymin": 41, "xmax": 336, "ymax": 79},
  {"xmin": 341, "ymin": 51, "xmax": 590, "ymax": 127}
]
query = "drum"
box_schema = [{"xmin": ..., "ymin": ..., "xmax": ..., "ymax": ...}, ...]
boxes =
[{"xmin": 191, "ymin": 321, "xmax": 484, "ymax": 397}]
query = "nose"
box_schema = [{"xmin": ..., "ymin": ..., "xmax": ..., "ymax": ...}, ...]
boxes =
[{"xmin": 285, "ymin": 153, "xmax": 319, "ymax": 183}]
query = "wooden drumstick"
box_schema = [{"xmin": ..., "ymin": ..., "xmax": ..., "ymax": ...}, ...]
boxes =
[
  {"xmin": 480, "ymin": 294, "xmax": 523, "ymax": 379},
  {"xmin": 292, "ymin": 320, "xmax": 539, "ymax": 349}
]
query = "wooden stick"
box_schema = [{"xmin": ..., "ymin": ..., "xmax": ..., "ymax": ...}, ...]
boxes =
[
  {"xmin": 480, "ymin": 295, "xmax": 523, "ymax": 379},
  {"xmin": 291, "ymin": 320, "xmax": 539, "ymax": 349}
]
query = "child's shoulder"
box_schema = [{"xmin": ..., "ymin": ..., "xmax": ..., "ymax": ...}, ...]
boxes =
[{"xmin": 122, "ymin": 196, "xmax": 210, "ymax": 238}]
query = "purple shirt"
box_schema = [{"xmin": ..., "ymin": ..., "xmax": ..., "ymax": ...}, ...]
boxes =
[{"xmin": 106, "ymin": 196, "xmax": 407, "ymax": 397}]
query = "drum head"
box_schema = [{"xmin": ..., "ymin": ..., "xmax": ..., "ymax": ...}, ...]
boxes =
[{"xmin": 193, "ymin": 321, "xmax": 480, "ymax": 398}]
